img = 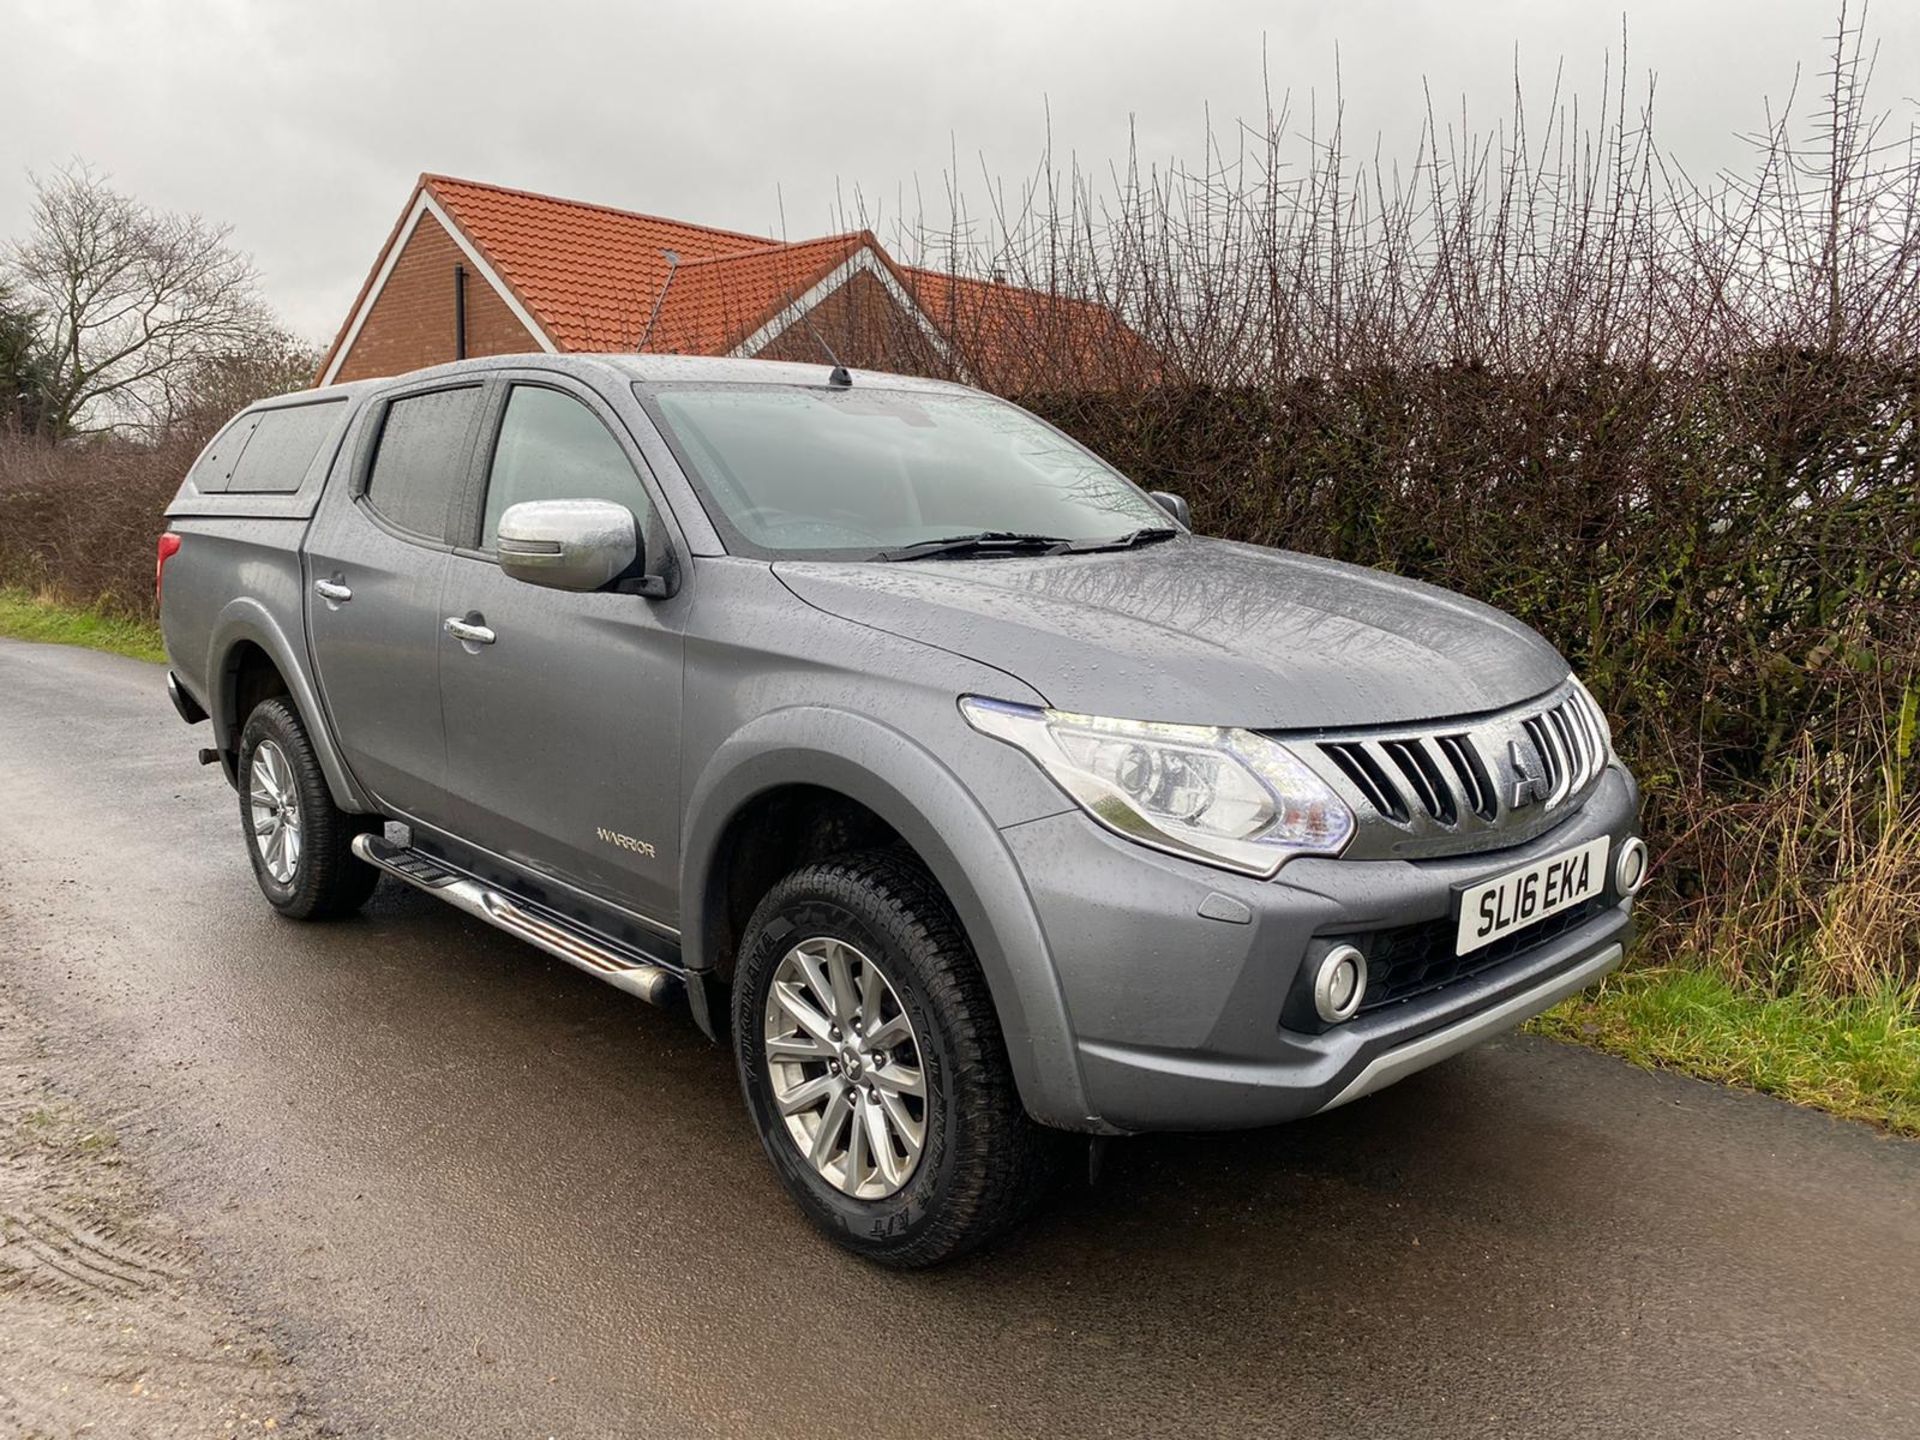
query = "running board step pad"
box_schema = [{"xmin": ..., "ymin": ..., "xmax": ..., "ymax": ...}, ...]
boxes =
[{"xmin": 350, "ymin": 834, "xmax": 679, "ymax": 1006}]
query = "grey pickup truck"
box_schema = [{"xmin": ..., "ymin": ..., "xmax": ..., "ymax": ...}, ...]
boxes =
[{"xmin": 158, "ymin": 353, "xmax": 1645, "ymax": 1266}]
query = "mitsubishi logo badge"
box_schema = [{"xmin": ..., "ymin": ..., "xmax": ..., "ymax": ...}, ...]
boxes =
[{"xmin": 1508, "ymin": 737, "xmax": 1552, "ymax": 809}]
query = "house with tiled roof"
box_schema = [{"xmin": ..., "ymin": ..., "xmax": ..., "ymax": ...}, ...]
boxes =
[{"xmin": 317, "ymin": 175, "xmax": 1151, "ymax": 391}]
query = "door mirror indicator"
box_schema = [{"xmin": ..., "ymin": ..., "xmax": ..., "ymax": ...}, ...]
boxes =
[
  {"xmin": 496, "ymin": 499, "xmax": 640, "ymax": 593},
  {"xmin": 1148, "ymin": 490, "xmax": 1191, "ymax": 528}
]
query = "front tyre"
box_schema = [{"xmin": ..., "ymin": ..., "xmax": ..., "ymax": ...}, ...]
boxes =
[
  {"xmin": 734, "ymin": 851, "xmax": 1062, "ymax": 1267},
  {"xmin": 237, "ymin": 697, "xmax": 379, "ymax": 920}
]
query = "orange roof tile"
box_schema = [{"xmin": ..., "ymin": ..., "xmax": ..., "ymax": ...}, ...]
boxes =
[
  {"xmin": 642, "ymin": 233, "xmax": 869, "ymax": 355},
  {"xmin": 323, "ymin": 174, "xmax": 1155, "ymax": 390},
  {"xmin": 424, "ymin": 174, "xmax": 777, "ymax": 352}
]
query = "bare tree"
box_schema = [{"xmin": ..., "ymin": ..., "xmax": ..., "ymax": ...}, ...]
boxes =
[
  {"xmin": 5, "ymin": 164, "xmax": 271, "ymax": 437},
  {"xmin": 165, "ymin": 324, "xmax": 320, "ymax": 445}
]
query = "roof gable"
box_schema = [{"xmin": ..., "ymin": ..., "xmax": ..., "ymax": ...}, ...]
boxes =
[
  {"xmin": 901, "ymin": 266, "xmax": 1157, "ymax": 390},
  {"xmin": 642, "ymin": 234, "xmax": 867, "ymax": 355},
  {"xmin": 424, "ymin": 175, "xmax": 777, "ymax": 352}
]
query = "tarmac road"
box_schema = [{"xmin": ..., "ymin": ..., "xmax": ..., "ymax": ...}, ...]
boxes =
[{"xmin": 2, "ymin": 636, "xmax": 1917, "ymax": 1438}]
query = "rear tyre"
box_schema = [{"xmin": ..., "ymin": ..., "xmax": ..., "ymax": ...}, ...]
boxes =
[
  {"xmin": 734, "ymin": 850, "xmax": 1063, "ymax": 1267},
  {"xmin": 237, "ymin": 697, "xmax": 379, "ymax": 920}
]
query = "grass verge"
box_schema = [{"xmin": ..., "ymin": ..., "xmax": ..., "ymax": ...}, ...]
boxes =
[
  {"xmin": 1529, "ymin": 965, "xmax": 1920, "ymax": 1137},
  {"xmin": 0, "ymin": 587, "xmax": 166, "ymax": 664}
]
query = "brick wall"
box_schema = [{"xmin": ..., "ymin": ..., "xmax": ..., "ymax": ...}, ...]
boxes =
[
  {"xmin": 330, "ymin": 213, "xmax": 538, "ymax": 382},
  {"xmin": 754, "ymin": 268, "xmax": 956, "ymax": 380}
]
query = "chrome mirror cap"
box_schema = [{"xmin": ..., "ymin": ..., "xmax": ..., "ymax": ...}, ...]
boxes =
[{"xmin": 496, "ymin": 498, "xmax": 638, "ymax": 593}]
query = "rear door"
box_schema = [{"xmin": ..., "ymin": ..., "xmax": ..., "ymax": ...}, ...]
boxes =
[
  {"xmin": 305, "ymin": 380, "xmax": 485, "ymax": 824},
  {"xmin": 436, "ymin": 372, "xmax": 687, "ymax": 923}
]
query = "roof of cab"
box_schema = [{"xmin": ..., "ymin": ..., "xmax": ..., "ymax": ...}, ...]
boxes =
[{"xmin": 272, "ymin": 352, "xmax": 983, "ymax": 409}]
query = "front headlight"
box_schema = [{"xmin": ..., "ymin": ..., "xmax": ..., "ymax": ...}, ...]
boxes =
[{"xmin": 961, "ymin": 697, "xmax": 1354, "ymax": 877}]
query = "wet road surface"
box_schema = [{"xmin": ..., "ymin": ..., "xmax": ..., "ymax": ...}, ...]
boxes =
[{"xmin": 2, "ymin": 636, "xmax": 1917, "ymax": 1438}]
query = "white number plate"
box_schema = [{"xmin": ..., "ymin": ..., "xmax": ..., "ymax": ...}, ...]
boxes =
[{"xmin": 1455, "ymin": 836, "xmax": 1610, "ymax": 956}]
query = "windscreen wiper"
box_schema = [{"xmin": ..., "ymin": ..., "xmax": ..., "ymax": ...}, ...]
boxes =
[
  {"xmin": 878, "ymin": 531, "xmax": 1076, "ymax": 561},
  {"xmin": 1066, "ymin": 527, "xmax": 1182, "ymax": 553}
]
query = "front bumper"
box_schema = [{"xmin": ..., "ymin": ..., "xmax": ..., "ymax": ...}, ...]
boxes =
[
  {"xmin": 1317, "ymin": 939, "xmax": 1621, "ymax": 1111},
  {"xmin": 1001, "ymin": 764, "xmax": 1640, "ymax": 1132}
]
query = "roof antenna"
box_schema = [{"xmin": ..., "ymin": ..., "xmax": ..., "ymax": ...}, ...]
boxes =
[
  {"xmin": 800, "ymin": 312, "xmax": 851, "ymax": 385},
  {"xmin": 786, "ymin": 281, "xmax": 851, "ymax": 385},
  {"xmin": 636, "ymin": 249, "xmax": 680, "ymax": 353}
]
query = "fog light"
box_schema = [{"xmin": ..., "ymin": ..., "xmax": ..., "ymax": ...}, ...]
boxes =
[
  {"xmin": 1614, "ymin": 836, "xmax": 1649, "ymax": 896},
  {"xmin": 1313, "ymin": 944, "xmax": 1368, "ymax": 1024}
]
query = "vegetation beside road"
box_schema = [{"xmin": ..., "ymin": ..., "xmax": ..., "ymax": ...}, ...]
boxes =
[
  {"xmin": 0, "ymin": 587, "xmax": 165, "ymax": 663},
  {"xmin": 1532, "ymin": 968, "xmax": 1920, "ymax": 1138}
]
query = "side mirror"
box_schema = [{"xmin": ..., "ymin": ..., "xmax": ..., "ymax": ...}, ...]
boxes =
[
  {"xmin": 496, "ymin": 499, "xmax": 639, "ymax": 593},
  {"xmin": 1148, "ymin": 490, "xmax": 1191, "ymax": 529}
]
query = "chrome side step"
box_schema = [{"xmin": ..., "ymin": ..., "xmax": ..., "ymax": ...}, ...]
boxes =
[{"xmin": 351, "ymin": 833, "xmax": 679, "ymax": 1006}]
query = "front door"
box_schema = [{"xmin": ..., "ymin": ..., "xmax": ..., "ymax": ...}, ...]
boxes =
[
  {"xmin": 436, "ymin": 377, "xmax": 686, "ymax": 925},
  {"xmin": 305, "ymin": 381, "xmax": 485, "ymax": 825}
]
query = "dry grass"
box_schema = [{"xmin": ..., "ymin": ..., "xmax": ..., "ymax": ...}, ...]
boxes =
[{"xmin": 1665, "ymin": 728, "xmax": 1920, "ymax": 996}]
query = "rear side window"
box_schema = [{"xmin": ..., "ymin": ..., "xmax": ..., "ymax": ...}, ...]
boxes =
[
  {"xmin": 186, "ymin": 413, "xmax": 260, "ymax": 494},
  {"xmin": 365, "ymin": 386, "xmax": 482, "ymax": 541},
  {"xmin": 480, "ymin": 385, "xmax": 652, "ymax": 548},
  {"xmin": 226, "ymin": 400, "xmax": 345, "ymax": 494}
]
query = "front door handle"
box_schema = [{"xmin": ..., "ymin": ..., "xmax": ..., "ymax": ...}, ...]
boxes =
[
  {"xmin": 314, "ymin": 578, "xmax": 352, "ymax": 603},
  {"xmin": 444, "ymin": 616, "xmax": 496, "ymax": 646}
]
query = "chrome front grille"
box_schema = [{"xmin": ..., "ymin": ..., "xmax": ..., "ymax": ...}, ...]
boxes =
[
  {"xmin": 1296, "ymin": 681, "xmax": 1613, "ymax": 859},
  {"xmin": 1520, "ymin": 689, "xmax": 1611, "ymax": 806}
]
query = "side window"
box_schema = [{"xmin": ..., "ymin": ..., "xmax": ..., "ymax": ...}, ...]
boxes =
[
  {"xmin": 227, "ymin": 400, "xmax": 346, "ymax": 494},
  {"xmin": 481, "ymin": 386, "xmax": 652, "ymax": 549},
  {"xmin": 187, "ymin": 413, "xmax": 260, "ymax": 494},
  {"xmin": 365, "ymin": 386, "xmax": 483, "ymax": 541}
]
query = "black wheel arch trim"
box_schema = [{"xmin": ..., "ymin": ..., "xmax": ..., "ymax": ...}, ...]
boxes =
[
  {"xmin": 681, "ymin": 706, "xmax": 1099, "ymax": 1132},
  {"xmin": 206, "ymin": 596, "xmax": 373, "ymax": 813}
]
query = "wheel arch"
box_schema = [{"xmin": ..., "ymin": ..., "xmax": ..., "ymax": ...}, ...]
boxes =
[
  {"xmin": 206, "ymin": 597, "xmax": 371, "ymax": 811},
  {"xmin": 682, "ymin": 706, "xmax": 1095, "ymax": 1130}
]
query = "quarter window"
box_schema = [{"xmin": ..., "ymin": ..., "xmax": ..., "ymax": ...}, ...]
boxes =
[
  {"xmin": 482, "ymin": 386, "xmax": 650, "ymax": 549},
  {"xmin": 187, "ymin": 413, "xmax": 260, "ymax": 494},
  {"xmin": 227, "ymin": 400, "xmax": 346, "ymax": 494},
  {"xmin": 365, "ymin": 386, "xmax": 483, "ymax": 541}
]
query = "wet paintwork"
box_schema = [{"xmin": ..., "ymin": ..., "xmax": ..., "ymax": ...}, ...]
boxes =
[
  {"xmin": 777, "ymin": 536, "xmax": 1567, "ymax": 728},
  {"xmin": 2, "ymin": 637, "xmax": 1917, "ymax": 1438}
]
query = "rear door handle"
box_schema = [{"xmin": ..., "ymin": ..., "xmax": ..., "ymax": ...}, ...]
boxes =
[
  {"xmin": 444, "ymin": 616, "xmax": 496, "ymax": 646},
  {"xmin": 313, "ymin": 578, "xmax": 352, "ymax": 603}
]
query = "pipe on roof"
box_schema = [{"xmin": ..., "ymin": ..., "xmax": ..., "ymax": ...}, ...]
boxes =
[{"xmin": 454, "ymin": 263, "xmax": 468, "ymax": 359}]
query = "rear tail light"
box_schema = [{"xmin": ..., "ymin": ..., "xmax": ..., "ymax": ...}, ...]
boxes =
[{"xmin": 155, "ymin": 532, "xmax": 182, "ymax": 603}]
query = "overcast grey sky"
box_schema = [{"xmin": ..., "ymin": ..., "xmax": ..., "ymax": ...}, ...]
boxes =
[{"xmin": 5, "ymin": 1, "xmax": 1915, "ymax": 345}]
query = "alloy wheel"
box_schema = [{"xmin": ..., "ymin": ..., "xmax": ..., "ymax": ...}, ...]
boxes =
[
  {"xmin": 248, "ymin": 739, "xmax": 302, "ymax": 884},
  {"xmin": 762, "ymin": 936, "xmax": 928, "ymax": 1200}
]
